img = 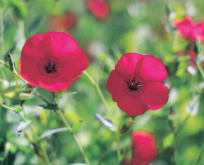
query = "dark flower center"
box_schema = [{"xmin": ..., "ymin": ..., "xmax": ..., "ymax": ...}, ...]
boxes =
[
  {"xmin": 126, "ymin": 78, "xmax": 141, "ymax": 91},
  {"xmin": 44, "ymin": 59, "xmax": 58, "ymax": 74}
]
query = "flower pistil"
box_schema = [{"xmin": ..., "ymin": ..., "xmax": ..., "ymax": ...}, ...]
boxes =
[
  {"xmin": 44, "ymin": 59, "xmax": 58, "ymax": 74},
  {"xmin": 126, "ymin": 78, "xmax": 141, "ymax": 92}
]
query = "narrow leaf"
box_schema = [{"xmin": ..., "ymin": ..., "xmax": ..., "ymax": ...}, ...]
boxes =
[
  {"xmin": 163, "ymin": 133, "xmax": 174, "ymax": 149},
  {"xmin": 186, "ymin": 95, "xmax": 200, "ymax": 116},
  {"xmin": 72, "ymin": 120, "xmax": 83, "ymax": 133},
  {"xmin": 19, "ymin": 93, "xmax": 33, "ymax": 100},
  {"xmin": 15, "ymin": 106, "xmax": 23, "ymax": 113},
  {"xmin": 7, "ymin": 52, "xmax": 17, "ymax": 73},
  {"xmin": 38, "ymin": 103, "xmax": 58, "ymax": 111},
  {"xmin": 41, "ymin": 128, "xmax": 68, "ymax": 139},
  {"xmin": 17, "ymin": 120, "xmax": 31, "ymax": 133},
  {"xmin": 61, "ymin": 92, "xmax": 77, "ymax": 98},
  {"xmin": 96, "ymin": 113, "xmax": 117, "ymax": 131}
]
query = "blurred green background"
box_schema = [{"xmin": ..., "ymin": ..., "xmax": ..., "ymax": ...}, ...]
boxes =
[{"xmin": 1, "ymin": 0, "xmax": 204, "ymax": 165}]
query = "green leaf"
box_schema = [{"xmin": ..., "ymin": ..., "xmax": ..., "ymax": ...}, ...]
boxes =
[
  {"xmin": 7, "ymin": 52, "xmax": 17, "ymax": 73},
  {"xmin": 38, "ymin": 103, "xmax": 58, "ymax": 111},
  {"xmin": 17, "ymin": 120, "xmax": 32, "ymax": 133},
  {"xmin": 0, "ymin": 78, "xmax": 9, "ymax": 92},
  {"xmin": 176, "ymin": 57, "xmax": 189, "ymax": 77},
  {"xmin": 72, "ymin": 120, "xmax": 84, "ymax": 133},
  {"xmin": 19, "ymin": 93, "xmax": 33, "ymax": 100},
  {"xmin": 119, "ymin": 147, "xmax": 127, "ymax": 162},
  {"xmin": 163, "ymin": 133, "xmax": 174, "ymax": 149},
  {"xmin": 15, "ymin": 106, "xmax": 23, "ymax": 113},
  {"xmin": 96, "ymin": 113, "xmax": 117, "ymax": 131},
  {"xmin": 9, "ymin": 0, "xmax": 28, "ymax": 19},
  {"xmin": 41, "ymin": 127, "xmax": 68, "ymax": 139}
]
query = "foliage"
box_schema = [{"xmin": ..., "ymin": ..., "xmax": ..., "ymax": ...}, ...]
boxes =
[{"xmin": 0, "ymin": 0, "xmax": 204, "ymax": 165}]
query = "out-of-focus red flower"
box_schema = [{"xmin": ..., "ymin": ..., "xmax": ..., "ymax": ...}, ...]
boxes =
[
  {"xmin": 131, "ymin": 131, "xmax": 157, "ymax": 165},
  {"xmin": 48, "ymin": 12, "xmax": 77, "ymax": 31},
  {"xmin": 106, "ymin": 53, "xmax": 169, "ymax": 116},
  {"xmin": 192, "ymin": 22, "xmax": 204, "ymax": 43},
  {"xmin": 185, "ymin": 50, "xmax": 196, "ymax": 68},
  {"xmin": 174, "ymin": 17, "xmax": 204, "ymax": 43},
  {"xmin": 85, "ymin": 0, "xmax": 110, "ymax": 21},
  {"xmin": 20, "ymin": 32, "xmax": 88, "ymax": 92}
]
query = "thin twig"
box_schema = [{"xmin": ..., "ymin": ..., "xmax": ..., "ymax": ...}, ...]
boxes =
[{"xmin": 52, "ymin": 92, "xmax": 90, "ymax": 165}]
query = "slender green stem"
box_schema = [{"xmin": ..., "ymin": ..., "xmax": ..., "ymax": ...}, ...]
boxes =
[
  {"xmin": 197, "ymin": 64, "xmax": 204, "ymax": 80},
  {"xmin": 39, "ymin": 142, "xmax": 52, "ymax": 165},
  {"xmin": 0, "ymin": 59, "xmax": 9, "ymax": 69},
  {"xmin": 116, "ymin": 138, "xmax": 121, "ymax": 162},
  {"xmin": 33, "ymin": 89, "xmax": 50, "ymax": 105},
  {"xmin": 0, "ymin": 9, "xmax": 4, "ymax": 56},
  {"xmin": 98, "ymin": 133, "xmax": 121, "ymax": 165},
  {"xmin": 0, "ymin": 57, "xmax": 51, "ymax": 165},
  {"xmin": 83, "ymin": 71, "xmax": 114, "ymax": 124},
  {"xmin": 83, "ymin": 71, "xmax": 96, "ymax": 85},
  {"xmin": 95, "ymin": 84, "xmax": 113, "ymax": 120},
  {"xmin": 14, "ymin": 75, "xmax": 19, "ymax": 88},
  {"xmin": 194, "ymin": 139, "xmax": 204, "ymax": 165},
  {"xmin": 0, "ymin": 103, "xmax": 28, "ymax": 121},
  {"xmin": 52, "ymin": 93, "xmax": 90, "ymax": 165},
  {"xmin": 83, "ymin": 71, "xmax": 123, "ymax": 162},
  {"xmin": 0, "ymin": 59, "xmax": 28, "ymax": 84},
  {"xmin": 174, "ymin": 114, "xmax": 190, "ymax": 137},
  {"xmin": 58, "ymin": 109, "xmax": 90, "ymax": 165},
  {"xmin": 0, "ymin": 100, "xmax": 51, "ymax": 165}
]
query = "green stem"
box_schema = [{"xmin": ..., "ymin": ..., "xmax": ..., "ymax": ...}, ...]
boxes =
[
  {"xmin": 0, "ymin": 9, "xmax": 4, "ymax": 56},
  {"xmin": 194, "ymin": 140, "xmax": 204, "ymax": 165},
  {"xmin": 83, "ymin": 71, "xmax": 114, "ymax": 124},
  {"xmin": 0, "ymin": 57, "xmax": 51, "ymax": 165},
  {"xmin": 98, "ymin": 133, "xmax": 121, "ymax": 165},
  {"xmin": 0, "ymin": 101, "xmax": 51, "ymax": 165},
  {"xmin": 0, "ymin": 59, "xmax": 9, "ymax": 69},
  {"xmin": 197, "ymin": 64, "xmax": 204, "ymax": 80},
  {"xmin": 52, "ymin": 93, "xmax": 90, "ymax": 165},
  {"xmin": 33, "ymin": 89, "xmax": 51, "ymax": 105},
  {"xmin": 83, "ymin": 71, "xmax": 96, "ymax": 85},
  {"xmin": 83, "ymin": 71, "xmax": 122, "ymax": 162},
  {"xmin": 0, "ymin": 59, "xmax": 28, "ymax": 84},
  {"xmin": 14, "ymin": 75, "xmax": 19, "ymax": 88},
  {"xmin": 39, "ymin": 142, "xmax": 52, "ymax": 165},
  {"xmin": 174, "ymin": 114, "xmax": 190, "ymax": 137},
  {"xmin": 116, "ymin": 138, "xmax": 121, "ymax": 162},
  {"xmin": 58, "ymin": 109, "xmax": 90, "ymax": 165}
]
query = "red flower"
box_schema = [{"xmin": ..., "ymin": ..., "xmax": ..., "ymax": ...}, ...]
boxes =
[
  {"xmin": 185, "ymin": 50, "xmax": 196, "ymax": 68},
  {"xmin": 48, "ymin": 12, "xmax": 77, "ymax": 31},
  {"xmin": 106, "ymin": 53, "xmax": 169, "ymax": 116},
  {"xmin": 131, "ymin": 131, "xmax": 157, "ymax": 165},
  {"xmin": 174, "ymin": 17, "xmax": 204, "ymax": 43},
  {"xmin": 85, "ymin": 0, "xmax": 110, "ymax": 21},
  {"xmin": 20, "ymin": 32, "xmax": 88, "ymax": 92}
]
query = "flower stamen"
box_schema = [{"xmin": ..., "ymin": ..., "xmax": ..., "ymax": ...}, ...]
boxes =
[
  {"xmin": 126, "ymin": 78, "xmax": 141, "ymax": 91},
  {"xmin": 44, "ymin": 59, "xmax": 58, "ymax": 74}
]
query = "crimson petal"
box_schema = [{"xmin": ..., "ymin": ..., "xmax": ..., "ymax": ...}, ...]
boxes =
[
  {"xmin": 38, "ymin": 32, "xmax": 78, "ymax": 59},
  {"xmin": 174, "ymin": 17, "xmax": 193, "ymax": 40},
  {"xmin": 106, "ymin": 70, "xmax": 124, "ymax": 102},
  {"xmin": 139, "ymin": 83, "xmax": 169, "ymax": 110},
  {"xmin": 117, "ymin": 95, "xmax": 148, "ymax": 116},
  {"xmin": 21, "ymin": 34, "xmax": 46, "ymax": 61},
  {"xmin": 115, "ymin": 53, "xmax": 143, "ymax": 79},
  {"xmin": 137, "ymin": 55, "xmax": 168, "ymax": 83},
  {"xmin": 60, "ymin": 49, "xmax": 88, "ymax": 81}
]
